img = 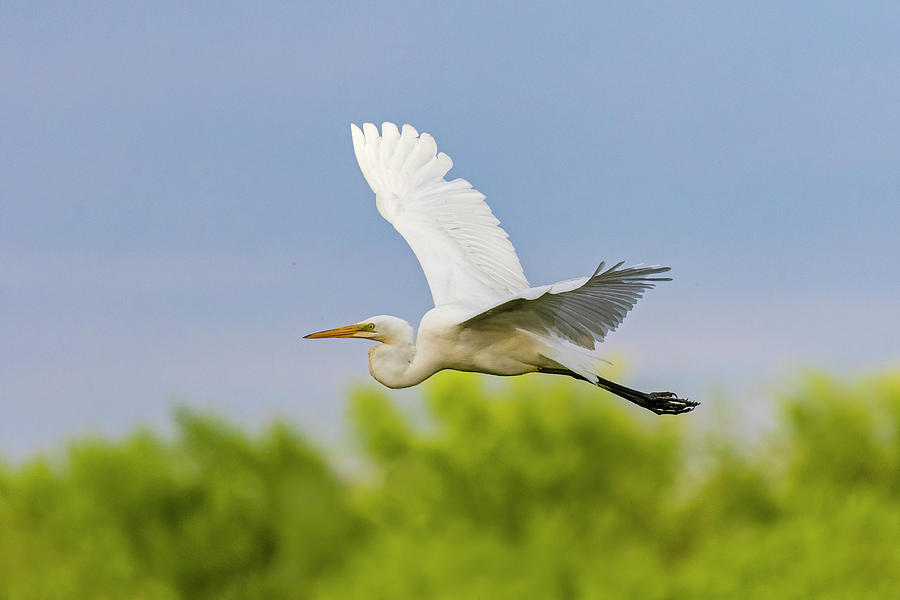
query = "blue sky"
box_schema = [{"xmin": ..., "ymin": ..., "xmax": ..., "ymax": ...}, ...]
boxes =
[{"xmin": 2, "ymin": 2, "xmax": 899, "ymax": 457}]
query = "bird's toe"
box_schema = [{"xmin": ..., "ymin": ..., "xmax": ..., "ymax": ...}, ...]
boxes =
[{"xmin": 646, "ymin": 392, "xmax": 699, "ymax": 415}]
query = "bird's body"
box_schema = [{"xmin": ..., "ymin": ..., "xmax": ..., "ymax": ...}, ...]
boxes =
[
  {"xmin": 306, "ymin": 122, "xmax": 698, "ymax": 415},
  {"xmin": 366, "ymin": 307, "xmax": 543, "ymax": 389}
]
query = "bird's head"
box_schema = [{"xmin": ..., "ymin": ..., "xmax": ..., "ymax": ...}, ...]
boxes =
[{"xmin": 304, "ymin": 315, "xmax": 413, "ymax": 345}]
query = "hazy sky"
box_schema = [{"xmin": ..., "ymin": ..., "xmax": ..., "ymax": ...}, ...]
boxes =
[{"xmin": 2, "ymin": 2, "xmax": 899, "ymax": 457}]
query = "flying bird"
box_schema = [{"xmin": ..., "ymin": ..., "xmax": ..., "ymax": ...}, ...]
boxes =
[{"xmin": 305, "ymin": 123, "xmax": 698, "ymax": 415}]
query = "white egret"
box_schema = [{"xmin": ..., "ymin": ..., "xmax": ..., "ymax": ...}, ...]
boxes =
[{"xmin": 305, "ymin": 122, "xmax": 697, "ymax": 415}]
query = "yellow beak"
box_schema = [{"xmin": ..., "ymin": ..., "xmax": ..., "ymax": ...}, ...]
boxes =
[{"xmin": 303, "ymin": 324, "xmax": 364, "ymax": 339}]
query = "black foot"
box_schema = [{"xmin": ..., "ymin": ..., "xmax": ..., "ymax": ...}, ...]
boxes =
[{"xmin": 642, "ymin": 392, "xmax": 699, "ymax": 415}]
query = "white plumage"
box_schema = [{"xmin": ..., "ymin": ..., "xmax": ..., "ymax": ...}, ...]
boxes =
[
  {"xmin": 351, "ymin": 122, "xmax": 528, "ymax": 308},
  {"xmin": 306, "ymin": 122, "xmax": 697, "ymax": 415}
]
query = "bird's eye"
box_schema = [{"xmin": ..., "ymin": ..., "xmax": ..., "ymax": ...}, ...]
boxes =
[{"xmin": 366, "ymin": 323, "xmax": 376, "ymax": 331}]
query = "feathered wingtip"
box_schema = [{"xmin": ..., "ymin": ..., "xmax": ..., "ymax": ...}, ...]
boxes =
[
  {"xmin": 349, "ymin": 121, "xmax": 456, "ymax": 198},
  {"xmin": 591, "ymin": 261, "xmax": 673, "ymax": 282}
]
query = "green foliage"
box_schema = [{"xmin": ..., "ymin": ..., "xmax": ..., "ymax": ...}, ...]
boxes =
[
  {"xmin": 2, "ymin": 371, "xmax": 900, "ymax": 599},
  {"xmin": 0, "ymin": 411, "xmax": 362, "ymax": 600}
]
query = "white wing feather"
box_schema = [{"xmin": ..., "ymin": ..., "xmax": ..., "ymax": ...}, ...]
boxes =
[
  {"xmin": 351, "ymin": 122, "xmax": 529, "ymax": 308},
  {"xmin": 460, "ymin": 262, "xmax": 672, "ymax": 350}
]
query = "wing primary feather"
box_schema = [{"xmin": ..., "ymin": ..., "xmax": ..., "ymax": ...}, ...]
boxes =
[
  {"xmin": 350, "ymin": 122, "xmax": 529, "ymax": 308},
  {"xmin": 461, "ymin": 262, "xmax": 673, "ymax": 349}
]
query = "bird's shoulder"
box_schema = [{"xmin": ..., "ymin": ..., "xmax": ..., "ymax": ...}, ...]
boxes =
[{"xmin": 418, "ymin": 304, "xmax": 480, "ymax": 333}]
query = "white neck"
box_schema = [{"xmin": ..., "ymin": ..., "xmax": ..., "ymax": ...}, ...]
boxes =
[{"xmin": 367, "ymin": 337, "xmax": 435, "ymax": 389}]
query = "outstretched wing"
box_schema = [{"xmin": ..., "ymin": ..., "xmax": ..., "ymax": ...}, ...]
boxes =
[
  {"xmin": 351, "ymin": 122, "xmax": 529, "ymax": 308},
  {"xmin": 460, "ymin": 262, "xmax": 672, "ymax": 350}
]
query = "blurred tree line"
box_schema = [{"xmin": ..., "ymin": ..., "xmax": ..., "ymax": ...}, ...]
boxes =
[{"xmin": 2, "ymin": 370, "xmax": 900, "ymax": 599}]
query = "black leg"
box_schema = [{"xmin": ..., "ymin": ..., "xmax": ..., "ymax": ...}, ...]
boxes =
[
  {"xmin": 537, "ymin": 369, "xmax": 699, "ymax": 415},
  {"xmin": 594, "ymin": 376, "xmax": 698, "ymax": 415}
]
